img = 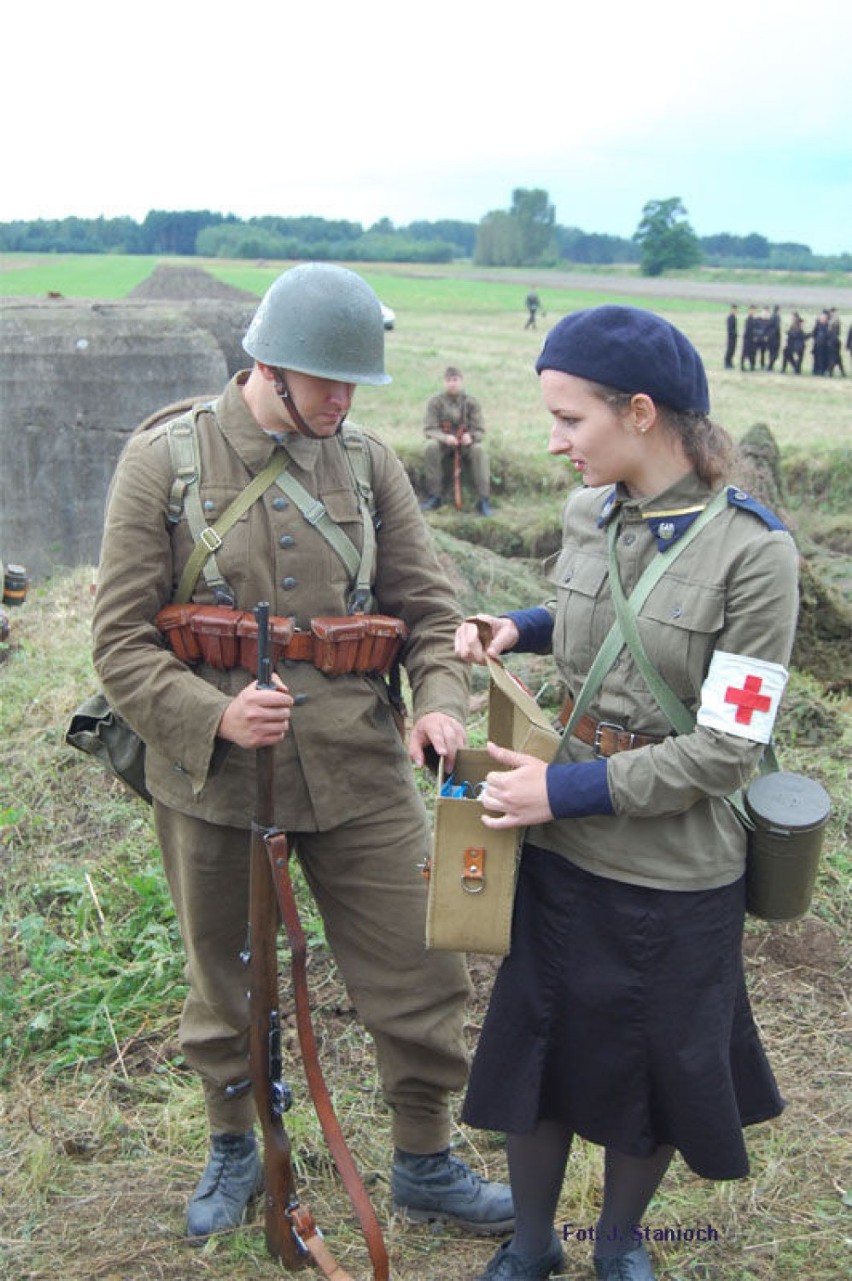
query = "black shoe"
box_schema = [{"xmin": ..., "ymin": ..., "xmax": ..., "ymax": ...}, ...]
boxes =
[
  {"xmin": 594, "ymin": 1242, "xmax": 656, "ymax": 1279},
  {"xmin": 391, "ymin": 1148, "xmax": 514, "ymax": 1235},
  {"xmin": 474, "ymin": 1232, "xmax": 565, "ymax": 1278},
  {"xmin": 186, "ymin": 1131, "xmax": 263, "ymax": 1239},
  {"xmin": 477, "ymin": 498, "xmax": 494, "ymax": 517},
  {"xmin": 420, "ymin": 495, "xmax": 443, "ymax": 511}
]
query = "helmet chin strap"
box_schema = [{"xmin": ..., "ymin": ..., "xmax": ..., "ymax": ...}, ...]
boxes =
[{"xmin": 272, "ymin": 368, "xmax": 345, "ymax": 439}]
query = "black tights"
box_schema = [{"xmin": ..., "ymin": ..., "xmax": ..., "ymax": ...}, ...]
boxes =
[{"xmin": 506, "ymin": 1122, "xmax": 674, "ymax": 1260}]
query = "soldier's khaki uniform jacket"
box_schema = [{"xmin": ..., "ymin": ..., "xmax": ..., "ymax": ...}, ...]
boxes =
[
  {"xmin": 93, "ymin": 373, "xmax": 469, "ymax": 830},
  {"xmin": 527, "ymin": 472, "xmax": 800, "ymax": 891},
  {"xmin": 423, "ymin": 391, "xmax": 485, "ymax": 443}
]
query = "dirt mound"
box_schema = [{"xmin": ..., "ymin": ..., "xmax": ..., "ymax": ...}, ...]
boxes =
[{"xmin": 128, "ymin": 264, "xmax": 257, "ymax": 302}]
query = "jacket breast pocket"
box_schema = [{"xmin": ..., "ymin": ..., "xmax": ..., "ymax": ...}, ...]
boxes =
[
  {"xmin": 548, "ymin": 550, "xmax": 609, "ymax": 672},
  {"xmin": 638, "ymin": 579, "xmax": 725, "ymax": 701},
  {"xmin": 323, "ymin": 487, "xmax": 368, "ymax": 547}
]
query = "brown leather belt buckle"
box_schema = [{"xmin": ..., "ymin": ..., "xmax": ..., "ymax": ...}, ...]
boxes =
[{"xmin": 594, "ymin": 720, "xmax": 627, "ymax": 758}]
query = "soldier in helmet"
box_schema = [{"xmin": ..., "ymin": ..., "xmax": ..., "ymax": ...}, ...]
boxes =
[{"xmin": 92, "ymin": 264, "xmax": 512, "ymax": 1242}]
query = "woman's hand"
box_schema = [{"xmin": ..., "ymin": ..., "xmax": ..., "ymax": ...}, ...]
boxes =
[
  {"xmin": 217, "ymin": 673, "xmax": 293, "ymax": 749},
  {"xmin": 479, "ymin": 741, "xmax": 553, "ymax": 829},
  {"xmin": 454, "ymin": 614, "xmax": 520, "ymax": 665}
]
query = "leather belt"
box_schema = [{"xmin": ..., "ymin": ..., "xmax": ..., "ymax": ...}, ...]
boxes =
[
  {"xmin": 558, "ymin": 696, "xmax": 663, "ymax": 757},
  {"xmin": 155, "ymin": 603, "xmax": 407, "ymax": 676}
]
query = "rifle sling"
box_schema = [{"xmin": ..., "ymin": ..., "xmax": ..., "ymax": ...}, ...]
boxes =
[{"xmin": 265, "ymin": 829, "xmax": 390, "ymax": 1281}]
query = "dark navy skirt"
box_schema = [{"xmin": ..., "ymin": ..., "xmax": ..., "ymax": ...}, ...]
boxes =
[{"xmin": 462, "ymin": 844, "xmax": 784, "ymax": 1180}]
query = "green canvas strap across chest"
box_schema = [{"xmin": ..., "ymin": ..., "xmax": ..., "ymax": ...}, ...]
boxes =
[
  {"xmin": 559, "ymin": 486, "xmax": 779, "ymax": 807},
  {"xmin": 560, "ymin": 487, "xmax": 730, "ymax": 739},
  {"xmin": 166, "ymin": 410, "xmax": 375, "ymax": 609}
]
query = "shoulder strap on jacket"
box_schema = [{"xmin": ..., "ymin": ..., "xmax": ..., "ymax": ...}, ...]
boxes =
[
  {"xmin": 161, "ymin": 408, "xmax": 377, "ymax": 613},
  {"xmin": 272, "ymin": 425, "xmax": 377, "ymax": 615},
  {"xmin": 340, "ymin": 426, "xmax": 377, "ymax": 613}
]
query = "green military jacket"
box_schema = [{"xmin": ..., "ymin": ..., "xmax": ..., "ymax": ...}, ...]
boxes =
[
  {"xmin": 527, "ymin": 472, "xmax": 800, "ymax": 891},
  {"xmin": 423, "ymin": 391, "xmax": 485, "ymax": 443},
  {"xmin": 93, "ymin": 373, "xmax": 469, "ymax": 829}
]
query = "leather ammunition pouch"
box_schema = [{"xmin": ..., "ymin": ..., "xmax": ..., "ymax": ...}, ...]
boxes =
[{"xmin": 155, "ymin": 603, "xmax": 407, "ymax": 677}]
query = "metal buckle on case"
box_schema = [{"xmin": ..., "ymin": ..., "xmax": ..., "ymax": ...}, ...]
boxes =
[{"xmin": 461, "ymin": 847, "xmax": 485, "ymax": 894}]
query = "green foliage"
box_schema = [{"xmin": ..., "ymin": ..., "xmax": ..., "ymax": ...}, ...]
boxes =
[
  {"xmin": 3, "ymin": 200, "xmax": 849, "ymax": 268},
  {"xmin": 0, "ymin": 857, "xmax": 184, "ymax": 1079},
  {"xmin": 634, "ymin": 197, "xmax": 703, "ymax": 276},
  {"xmin": 474, "ymin": 187, "xmax": 557, "ymax": 266}
]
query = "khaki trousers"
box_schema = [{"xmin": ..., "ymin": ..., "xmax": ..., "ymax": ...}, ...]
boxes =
[
  {"xmin": 423, "ymin": 440, "xmax": 490, "ymax": 502},
  {"xmin": 155, "ymin": 792, "xmax": 472, "ymax": 1153}
]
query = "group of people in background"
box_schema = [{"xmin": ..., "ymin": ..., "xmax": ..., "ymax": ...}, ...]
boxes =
[{"xmin": 725, "ymin": 304, "xmax": 849, "ymax": 376}]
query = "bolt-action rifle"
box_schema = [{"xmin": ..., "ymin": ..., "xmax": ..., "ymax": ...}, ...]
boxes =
[
  {"xmin": 248, "ymin": 602, "xmax": 389, "ymax": 1280},
  {"xmin": 441, "ymin": 419, "xmax": 465, "ymax": 510}
]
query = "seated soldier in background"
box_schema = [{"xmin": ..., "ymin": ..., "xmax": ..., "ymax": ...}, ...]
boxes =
[{"xmin": 421, "ymin": 366, "xmax": 493, "ymax": 516}]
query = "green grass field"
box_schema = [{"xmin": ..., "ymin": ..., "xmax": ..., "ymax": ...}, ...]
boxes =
[{"xmin": 1, "ymin": 254, "xmax": 850, "ymax": 1281}]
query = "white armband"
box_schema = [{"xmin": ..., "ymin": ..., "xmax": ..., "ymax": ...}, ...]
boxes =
[{"xmin": 697, "ymin": 650, "xmax": 788, "ymax": 744}]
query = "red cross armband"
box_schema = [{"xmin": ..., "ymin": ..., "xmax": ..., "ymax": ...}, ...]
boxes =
[{"xmin": 697, "ymin": 650, "xmax": 789, "ymax": 744}]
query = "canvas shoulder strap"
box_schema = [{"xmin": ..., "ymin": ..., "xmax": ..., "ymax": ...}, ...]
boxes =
[
  {"xmin": 165, "ymin": 411, "xmax": 377, "ymax": 613},
  {"xmin": 273, "ymin": 425, "xmax": 377, "ymax": 614},
  {"xmin": 161, "ymin": 405, "xmax": 285, "ymax": 605},
  {"xmin": 562, "ymin": 487, "xmax": 730, "ymax": 737}
]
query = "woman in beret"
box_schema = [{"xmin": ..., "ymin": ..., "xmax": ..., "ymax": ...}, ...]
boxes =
[{"xmin": 454, "ymin": 306, "xmax": 800, "ymax": 1281}]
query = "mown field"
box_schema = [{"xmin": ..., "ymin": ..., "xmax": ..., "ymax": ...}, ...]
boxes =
[{"xmin": 1, "ymin": 256, "xmax": 850, "ymax": 1281}]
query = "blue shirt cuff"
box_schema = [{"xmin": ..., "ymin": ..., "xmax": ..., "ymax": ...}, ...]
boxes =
[
  {"xmin": 505, "ymin": 607, "xmax": 553, "ymax": 653},
  {"xmin": 546, "ymin": 760, "xmax": 614, "ymax": 818}
]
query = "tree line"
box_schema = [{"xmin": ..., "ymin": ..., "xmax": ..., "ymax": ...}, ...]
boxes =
[{"xmin": 1, "ymin": 191, "xmax": 847, "ymax": 276}]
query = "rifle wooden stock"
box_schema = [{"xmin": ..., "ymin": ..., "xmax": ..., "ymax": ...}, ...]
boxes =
[
  {"xmin": 250, "ymin": 603, "xmax": 308, "ymax": 1269},
  {"xmin": 249, "ymin": 813, "xmax": 308, "ymax": 1270},
  {"xmin": 249, "ymin": 602, "xmax": 387, "ymax": 1280},
  {"xmin": 452, "ymin": 434, "xmax": 462, "ymax": 510},
  {"xmin": 268, "ymin": 840, "xmax": 390, "ymax": 1281}
]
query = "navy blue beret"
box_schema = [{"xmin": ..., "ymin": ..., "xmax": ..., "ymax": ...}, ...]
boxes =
[{"xmin": 535, "ymin": 305, "xmax": 710, "ymax": 414}]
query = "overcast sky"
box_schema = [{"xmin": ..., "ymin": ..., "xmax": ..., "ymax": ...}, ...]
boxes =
[{"xmin": 4, "ymin": 0, "xmax": 850, "ymax": 255}]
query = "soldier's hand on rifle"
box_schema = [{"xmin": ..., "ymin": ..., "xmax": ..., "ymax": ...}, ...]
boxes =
[
  {"xmin": 218, "ymin": 674, "xmax": 293, "ymax": 749},
  {"xmin": 408, "ymin": 712, "xmax": 466, "ymax": 773},
  {"xmin": 454, "ymin": 614, "xmax": 519, "ymax": 665},
  {"xmin": 458, "ymin": 430, "xmax": 472, "ymax": 447}
]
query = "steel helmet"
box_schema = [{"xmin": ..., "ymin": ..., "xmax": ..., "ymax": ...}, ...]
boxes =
[{"xmin": 242, "ymin": 263, "xmax": 391, "ymax": 385}]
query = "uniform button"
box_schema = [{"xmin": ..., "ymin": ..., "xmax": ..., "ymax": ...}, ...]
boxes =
[
  {"xmin": 622, "ymin": 533, "xmax": 636, "ymax": 545},
  {"xmin": 203, "ymin": 499, "xmax": 216, "ymax": 513},
  {"xmin": 279, "ymin": 534, "xmax": 295, "ymax": 548},
  {"xmin": 293, "ymin": 693, "xmax": 309, "ymax": 706},
  {"xmin": 671, "ymin": 605, "xmax": 684, "ymax": 619},
  {"xmin": 281, "ymin": 577, "xmax": 297, "ymax": 590},
  {"xmin": 273, "ymin": 496, "xmax": 288, "ymax": 511},
  {"xmin": 563, "ymin": 570, "xmax": 573, "ymax": 583}
]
